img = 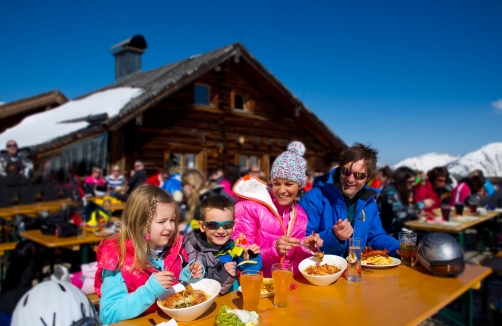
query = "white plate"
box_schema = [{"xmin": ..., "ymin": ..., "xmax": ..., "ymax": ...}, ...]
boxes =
[
  {"xmin": 238, "ymin": 286, "xmax": 274, "ymax": 298},
  {"xmin": 361, "ymin": 257, "xmax": 401, "ymax": 269}
]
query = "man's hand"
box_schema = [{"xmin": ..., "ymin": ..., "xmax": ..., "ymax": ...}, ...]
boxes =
[
  {"xmin": 154, "ymin": 271, "xmax": 175, "ymax": 289},
  {"xmin": 275, "ymin": 236, "xmax": 300, "ymax": 255},
  {"xmin": 332, "ymin": 219, "xmax": 353, "ymax": 241},
  {"xmin": 224, "ymin": 262, "xmax": 237, "ymax": 277}
]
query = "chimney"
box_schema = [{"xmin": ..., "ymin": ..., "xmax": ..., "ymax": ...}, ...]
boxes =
[{"xmin": 110, "ymin": 35, "xmax": 147, "ymax": 82}]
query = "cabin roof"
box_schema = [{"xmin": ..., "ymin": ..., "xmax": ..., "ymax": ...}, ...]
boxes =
[{"xmin": 0, "ymin": 43, "xmax": 347, "ymax": 154}]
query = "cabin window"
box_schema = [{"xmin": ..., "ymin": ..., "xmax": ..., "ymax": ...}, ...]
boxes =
[
  {"xmin": 173, "ymin": 153, "xmax": 197, "ymax": 172},
  {"xmin": 238, "ymin": 155, "xmax": 259, "ymax": 172},
  {"xmin": 233, "ymin": 93, "xmax": 246, "ymax": 111},
  {"xmin": 194, "ymin": 84, "xmax": 210, "ymax": 106}
]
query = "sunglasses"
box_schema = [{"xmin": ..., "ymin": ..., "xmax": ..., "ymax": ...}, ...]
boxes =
[
  {"xmin": 341, "ymin": 167, "xmax": 368, "ymax": 180},
  {"xmin": 6, "ymin": 144, "xmax": 17, "ymax": 148},
  {"xmin": 202, "ymin": 220, "xmax": 235, "ymax": 230}
]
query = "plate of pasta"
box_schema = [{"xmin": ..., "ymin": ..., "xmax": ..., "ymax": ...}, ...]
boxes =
[{"xmin": 360, "ymin": 246, "xmax": 401, "ymax": 268}]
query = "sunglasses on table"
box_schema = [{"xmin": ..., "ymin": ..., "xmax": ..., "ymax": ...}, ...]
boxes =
[
  {"xmin": 340, "ymin": 167, "xmax": 368, "ymax": 180},
  {"xmin": 202, "ymin": 220, "xmax": 235, "ymax": 230}
]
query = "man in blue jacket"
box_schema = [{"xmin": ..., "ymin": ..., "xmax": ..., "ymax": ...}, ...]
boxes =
[{"xmin": 300, "ymin": 143, "xmax": 399, "ymax": 257}]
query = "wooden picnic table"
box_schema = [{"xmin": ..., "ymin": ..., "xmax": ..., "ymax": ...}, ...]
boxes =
[
  {"xmin": 19, "ymin": 229, "xmax": 106, "ymax": 264},
  {"xmin": 404, "ymin": 210, "xmax": 500, "ymax": 249},
  {"xmin": 111, "ymin": 263, "xmax": 491, "ymax": 326},
  {"xmin": 0, "ymin": 200, "xmax": 73, "ymax": 219}
]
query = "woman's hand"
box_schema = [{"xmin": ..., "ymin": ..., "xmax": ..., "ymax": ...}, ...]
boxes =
[
  {"xmin": 275, "ymin": 236, "xmax": 300, "ymax": 255},
  {"xmin": 189, "ymin": 260, "xmax": 204, "ymax": 279},
  {"xmin": 224, "ymin": 262, "xmax": 237, "ymax": 277},
  {"xmin": 154, "ymin": 271, "xmax": 175, "ymax": 289},
  {"xmin": 302, "ymin": 232, "xmax": 323, "ymax": 251},
  {"xmin": 332, "ymin": 219, "xmax": 353, "ymax": 241}
]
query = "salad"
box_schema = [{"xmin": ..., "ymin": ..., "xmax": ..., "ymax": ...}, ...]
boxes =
[{"xmin": 214, "ymin": 305, "xmax": 259, "ymax": 326}]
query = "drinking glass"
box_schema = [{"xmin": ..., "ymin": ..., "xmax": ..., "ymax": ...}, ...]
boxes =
[
  {"xmin": 240, "ymin": 270, "xmax": 263, "ymax": 313},
  {"xmin": 470, "ymin": 203, "xmax": 478, "ymax": 214},
  {"xmin": 347, "ymin": 238, "xmax": 362, "ymax": 282},
  {"xmin": 454, "ymin": 203, "xmax": 464, "ymax": 216},
  {"xmin": 441, "ymin": 204, "xmax": 451, "ymax": 221},
  {"xmin": 77, "ymin": 223, "xmax": 86, "ymax": 239},
  {"xmin": 271, "ymin": 263, "xmax": 293, "ymax": 307},
  {"xmin": 399, "ymin": 231, "xmax": 417, "ymax": 267}
]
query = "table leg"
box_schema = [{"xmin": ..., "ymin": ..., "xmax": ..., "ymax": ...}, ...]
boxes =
[
  {"xmin": 82, "ymin": 245, "xmax": 89, "ymax": 265},
  {"xmin": 458, "ymin": 231, "xmax": 465, "ymax": 248},
  {"xmin": 464, "ymin": 289, "xmax": 473, "ymax": 326}
]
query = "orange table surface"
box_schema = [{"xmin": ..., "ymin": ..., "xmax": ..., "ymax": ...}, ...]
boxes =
[{"xmin": 111, "ymin": 263, "xmax": 491, "ymax": 326}]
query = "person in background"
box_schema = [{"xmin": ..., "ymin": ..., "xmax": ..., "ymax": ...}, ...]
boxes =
[
  {"xmin": 301, "ymin": 143, "xmax": 400, "ymax": 257},
  {"xmin": 469, "ymin": 169, "xmax": 495, "ymax": 196},
  {"xmin": 180, "ymin": 168, "xmax": 233, "ymax": 232},
  {"xmin": 105, "ymin": 165, "xmax": 126, "ymax": 191},
  {"xmin": 248, "ymin": 165, "xmax": 266, "ymax": 181},
  {"xmin": 413, "ymin": 166, "xmax": 450, "ymax": 215},
  {"xmin": 0, "ymin": 162, "xmax": 29, "ymax": 207},
  {"xmin": 84, "ymin": 166, "xmax": 105, "ymax": 187},
  {"xmin": 232, "ymin": 141, "xmax": 322, "ymax": 277},
  {"xmin": 95, "ymin": 185, "xmax": 204, "ymax": 325},
  {"xmin": 378, "ymin": 167, "xmax": 434, "ymax": 236},
  {"xmin": 414, "ymin": 170, "xmax": 426, "ymax": 186},
  {"xmin": 303, "ymin": 169, "xmax": 315, "ymax": 193},
  {"xmin": 220, "ymin": 164, "xmax": 241, "ymax": 197},
  {"xmin": 0, "ymin": 140, "xmax": 33, "ymax": 178},
  {"xmin": 146, "ymin": 168, "xmax": 169, "ymax": 188},
  {"xmin": 450, "ymin": 175, "xmax": 485, "ymax": 205},
  {"xmin": 368, "ymin": 166, "xmax": 393, "ymax": 189},
  {"xmin": 162, "ymin": 165, "xmax": 183, "ymax": 202},
  {"xmin": 183, "ymin": 195, "xmax": 262, "ymax": 295}
]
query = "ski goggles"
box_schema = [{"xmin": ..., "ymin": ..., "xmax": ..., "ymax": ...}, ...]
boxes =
[
  {"xmin": 428, "ymin": 259, "xmax": 465, "ymax": 277},
  {"xmin": 202, "ymin": 220, "xmax": 235, "ymax": 230},
  {"xmin": 341, "ymin": 167, "xmax": 368, "ymax": 180}
]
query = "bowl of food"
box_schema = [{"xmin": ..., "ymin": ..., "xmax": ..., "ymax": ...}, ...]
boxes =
[
  {"xmin": 157, "ymin": 278, "xmax": 221, "ymax": 321},
  {"xmin": 299, "ymin": 254, "xmax": 347, "ymax": 286}
]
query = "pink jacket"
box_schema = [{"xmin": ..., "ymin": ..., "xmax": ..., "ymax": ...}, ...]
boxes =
[
  {"xmin": 232, "ymin": 176, "xmax": 311, "ymax": 277},
  {"xmin": 94, "ymin": 235, "xmax": 187, "ymax": 314},
  {"xmin": 450, "ymin": 182, "xmax": 471, "ymax": 205}
]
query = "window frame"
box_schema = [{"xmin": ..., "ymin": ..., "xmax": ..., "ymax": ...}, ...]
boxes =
[{"xmin": 194, "ymin": 83, "xmax": 211, "ymax": 107}]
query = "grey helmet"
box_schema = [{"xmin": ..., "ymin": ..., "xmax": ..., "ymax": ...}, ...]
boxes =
[{"xmin": 417, "ymin": 233, "xmax": 465, "ymax": 277}]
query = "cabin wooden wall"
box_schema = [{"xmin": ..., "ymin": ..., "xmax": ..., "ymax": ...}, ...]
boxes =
[{"xmin": 116, "ymin": 59, "xmax": 342, "ymax": 178}]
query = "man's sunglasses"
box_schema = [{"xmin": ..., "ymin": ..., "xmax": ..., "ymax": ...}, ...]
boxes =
[
  {"xmin": 341, "ymin": 167, "xmax": 368, "ymax": 180},
  {"xmin": 202, "ymin": 220, "xmax": 235, "ymax": 230},
  {"xmin": 6, "ymin": 144, "xmax": 17, "ymax": 148}
]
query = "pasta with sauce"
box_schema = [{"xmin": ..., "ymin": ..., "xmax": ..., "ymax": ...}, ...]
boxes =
[
  {"xmin": 303, "ymin": 264, "xmax": 341, "ymax": 276},
  {"xmin": 159, "ymin": 285, "xmax": 209, "ymax": 309}
]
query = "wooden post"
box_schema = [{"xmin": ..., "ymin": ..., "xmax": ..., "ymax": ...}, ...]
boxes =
[
  {"xmin": 261, "ymin": 154, "xmax": 270, "ymax": 181},
  {"xmin": 196, "ymin": 150, "xmax": 207, "ymax": 175},
  {"xmin": 108, "ymin": 128, "xmax": 125, "ymax": 173}
]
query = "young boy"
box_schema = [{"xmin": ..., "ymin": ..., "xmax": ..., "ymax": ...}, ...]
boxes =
[{"xmin": 182, "ymin": 195, "xmax": 262, "ymax": 294}]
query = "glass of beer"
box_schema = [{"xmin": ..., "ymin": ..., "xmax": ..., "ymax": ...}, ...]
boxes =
[
  {"xmin": 440, "ymin": 204, "xmax": 451, "ymax": 221},
  {"xmin": 240, "ymin": 270, "xmax": 263, "ymax": 313},
  {"xmin": 271, "ymin": 263, "xmax": 293, "ymax": 307},
  {"xmin": 399, "ymin": 231, "xmax": 417, "ymax": 267}
]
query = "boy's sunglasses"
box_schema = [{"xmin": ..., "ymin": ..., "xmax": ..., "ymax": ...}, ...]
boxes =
[
  {"xmin": 202, "ymin": 220, "xmax": 235, "ymax": 230},
  {"xmin": 341, "ymin": 167, "xmax": 368, "ymax": 180}
]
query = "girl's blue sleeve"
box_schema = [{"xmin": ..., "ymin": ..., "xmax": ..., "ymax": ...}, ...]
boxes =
[
  {"xmin": 99, "ymin": 269, "xmax": 165, "ymax": 325},
  {"xmin": 178, "ymin": 259, "xmax": 206, "ymax": 282}
]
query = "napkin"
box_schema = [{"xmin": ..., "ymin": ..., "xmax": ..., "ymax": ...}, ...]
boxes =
[{"xmin": 156, "ymin": 319, "xmax": 178, "ymax": 326}]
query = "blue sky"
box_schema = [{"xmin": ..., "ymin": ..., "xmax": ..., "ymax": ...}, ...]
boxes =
[{"xmin": 1, "ymin": 0, "xmax": 501, "ymax": 166}]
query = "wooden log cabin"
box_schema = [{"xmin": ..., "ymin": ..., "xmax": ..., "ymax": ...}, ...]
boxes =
[{"xmin": 0, "ymin": 37, "xmax": 347, "ymax": 180}]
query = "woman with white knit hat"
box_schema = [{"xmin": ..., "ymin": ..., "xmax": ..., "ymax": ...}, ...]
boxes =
[{"xmin": 232, "ymin": 141, "xmax": 323, "ymax": 277}]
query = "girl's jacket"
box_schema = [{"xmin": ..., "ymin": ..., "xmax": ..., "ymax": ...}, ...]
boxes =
[
  {"xmin": 94, "ymin": 234, "xmax": 187, "ymax": 314},
  {"xmin": 232, "ymin": 176, "xmax": 311, "ymax": 277},
  {"xmin": 300, "ymin": 168, "xmax": 399, "ymax": 257}
]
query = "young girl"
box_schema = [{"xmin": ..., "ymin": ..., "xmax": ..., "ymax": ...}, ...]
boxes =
[{"xmin": 94, "ymin": 184, "xmax": 204, "ymax": 325}]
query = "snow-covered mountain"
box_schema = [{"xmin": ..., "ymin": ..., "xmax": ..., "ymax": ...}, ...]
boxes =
[
  {"xmin": 393, "ymin": 153, "xmax": 460, "ymax": 174},
  {"xmin": 393, "ymin": 142, "xmax": 502, "ymax": 177},
  {"xmin": 446, "ymin": 143, "xmax": 502, "ymax": 177}
]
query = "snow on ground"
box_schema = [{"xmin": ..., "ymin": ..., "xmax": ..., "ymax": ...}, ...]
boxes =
[{"xmin": 0, "ymin": 87, "xmax": 143, "ymax": 148}]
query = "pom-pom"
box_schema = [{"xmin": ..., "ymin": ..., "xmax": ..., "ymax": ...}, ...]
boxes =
[{"xmin": 287, "ymin": 141, "xmax": 305, "ymax": 157}]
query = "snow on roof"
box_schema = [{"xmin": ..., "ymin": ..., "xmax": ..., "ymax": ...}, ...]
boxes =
[{"xmin": 0, "ymin": 87, "xmax": 143, "ymax": 148}]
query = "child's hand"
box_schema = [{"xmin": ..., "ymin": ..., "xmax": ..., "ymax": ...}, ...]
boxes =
[
  {"xmin": 154, "ymin": 271, "xmax": 175, "ymax": 289},
  {"xmin": 224, "ymin": 262, "xmax": 236, "ymax": 277},
  {"xmin": 189, "ymin": 261, "xmax": 204, "ymax": 279},
  {"xmin": 243, "ymin": 244, "xmax": 260, "ymax": 260}
]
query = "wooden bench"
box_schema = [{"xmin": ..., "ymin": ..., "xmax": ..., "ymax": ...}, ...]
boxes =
[
  {"xmin": 0, "ymin": 242, "xmax": 17, "ymax": 257},
  {"xmin": 87, "ymin": 293, "xmax": 100, "ymax": 306}
]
